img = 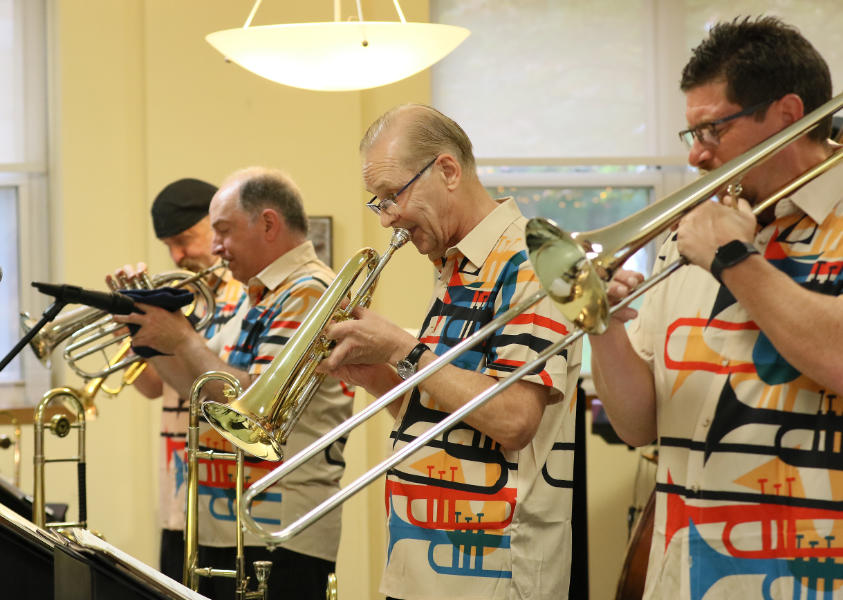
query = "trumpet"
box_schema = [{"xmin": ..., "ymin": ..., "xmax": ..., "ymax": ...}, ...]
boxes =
[
  {"xmin": 222, "ymin": 91, "xmax": 843, "ymax": 548},
  {"xmin": 202, "ymin": 228, "xmax": 410, "ymax": 461}
]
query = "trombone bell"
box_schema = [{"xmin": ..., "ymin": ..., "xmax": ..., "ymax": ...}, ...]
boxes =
[{"xmin": 526, "ymin": 218, "xmax": 610, "ymax": 335}]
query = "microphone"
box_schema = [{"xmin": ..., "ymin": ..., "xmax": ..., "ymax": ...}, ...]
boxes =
[{"xmin": 31, "ymin": 282, "xmax": 137, "ymax": 314}]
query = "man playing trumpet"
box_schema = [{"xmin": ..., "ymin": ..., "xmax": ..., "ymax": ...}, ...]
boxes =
[{"xmin": 320, "ymin": 105, "xmax": 582, "ymax": 600}]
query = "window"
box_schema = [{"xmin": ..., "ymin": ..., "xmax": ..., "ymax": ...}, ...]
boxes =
[
  {"xmin": 0, "ymin": 0, "xmax": 50, "ymax": 407},
  {"xmin": 432, "ymin": 1, "xmax": 843, "ymax": 377}
]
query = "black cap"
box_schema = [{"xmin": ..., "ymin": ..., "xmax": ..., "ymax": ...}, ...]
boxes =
[{"xmin": 151, "ymin": 178, "xmax": 218, "ymax": 239}]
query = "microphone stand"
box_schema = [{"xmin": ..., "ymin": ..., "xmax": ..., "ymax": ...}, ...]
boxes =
[{"xmin": 0, "ymin": 301, "xmax": 67, "ymax": 372}]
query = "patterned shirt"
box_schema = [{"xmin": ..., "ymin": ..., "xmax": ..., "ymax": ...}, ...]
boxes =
[
  {"xmin": 380, "ymin": 198, "xmax": 582, "ymax": 600},
  {"xmin": 159, "ymin": 265, "xmax": 244, "ymax": 531},
  {"xmin": 627, "ymin": 162, "xmax": 843, "ymax": 599},
  {"xmin": 198, "ymin": 241, "xmax": 354, "ymax": 562}
]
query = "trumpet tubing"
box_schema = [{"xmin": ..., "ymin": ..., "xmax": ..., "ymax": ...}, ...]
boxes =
[
  {"xmin": 202, "ymin": 228, "xmax": 410, "ymax": 461},
  {"xmin": 19, "ymin": 262, "xmax": 225, "ymax": 388}
]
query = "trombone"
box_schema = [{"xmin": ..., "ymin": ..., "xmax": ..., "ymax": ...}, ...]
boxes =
[
  {"xmin": 224, "ymin": 90, "xmax": 843, "ymax": 547},
  {"xmin": 184, "ymin": 371, "xmax": 271, "ymax": 600}
]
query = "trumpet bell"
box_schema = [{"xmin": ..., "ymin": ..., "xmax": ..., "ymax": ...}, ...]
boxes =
[{"xmin": 526, "ymin": 218, "xmax": 610, "ymax": 334}]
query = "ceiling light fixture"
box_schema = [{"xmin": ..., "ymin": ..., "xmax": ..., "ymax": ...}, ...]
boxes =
[{"xmin": 206, "ymin": 0, "xmax": 470, "ymax": 92}]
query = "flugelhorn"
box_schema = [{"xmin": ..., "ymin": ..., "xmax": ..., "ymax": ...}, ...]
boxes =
[
  {"xmin": 232, "ymin": 91, "xmax": 843, "ymax": 548},
  {"xmin": 21, "ymin": 262, "xmax": 225, "ymax": 390},
  {"xmin": 202, "ymin": 228, "xmax": 410, "ymax": 461}
]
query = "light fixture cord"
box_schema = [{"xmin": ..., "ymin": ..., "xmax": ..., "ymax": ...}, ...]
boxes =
[
  {"xmin": 243, "ymin": 0, "xmax": 263, "ymax": 28},
  {"xmin": 391, "ymin": 0, "xmax": 407, "ymax": 23}
]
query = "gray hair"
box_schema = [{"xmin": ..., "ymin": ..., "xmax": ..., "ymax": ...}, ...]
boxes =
[
  {"xmin": 228, "ymin": 167, "xmax": 308, "ymax": 235},
  {"xmin": 360, "ymin": 104, "xmax": 476, "ymax": 173}
]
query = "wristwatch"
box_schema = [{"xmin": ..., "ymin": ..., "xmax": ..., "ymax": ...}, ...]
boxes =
[
  {"xmin": 396, "ymin": 343, "xmax": 430, "ymax": 380},
  {"xmin": 710, "ymin": 240, "xmax": 759, "ymax": 284}
]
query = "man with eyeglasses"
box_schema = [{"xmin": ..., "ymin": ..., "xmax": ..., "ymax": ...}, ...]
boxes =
[
  {"xmin": 590, "ymin": 16, "xmax": 843, "ymax": 599},
  {"xmin": 319, "ymin": 104, "xmax": 582, "ymax": 600}
]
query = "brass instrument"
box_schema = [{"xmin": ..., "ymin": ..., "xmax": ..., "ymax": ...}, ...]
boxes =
[
  {"xmin": 20, "ymin": 262, "xmax": 224, "ymax": 387},
  {"xmin": 184, "ymin": 371, "xmax": 271, "ymax": 599},
  {"xmin": 29, "ymin": 262, "xmax": 226, "ymax": 531},
  {"xmin": 202, "ymin": 228, "xmax": 410, "ymax": 461},
  {"xmin": 62, "ymin": 263, "xmax": 224, "ymax": 386},
  {"xmin": 33, "ymin": 386, "xmax": 87, "ymax": 529},
  {"xmin": 215, "ymin": 91, "xmax": 843, "ymax": 549}
]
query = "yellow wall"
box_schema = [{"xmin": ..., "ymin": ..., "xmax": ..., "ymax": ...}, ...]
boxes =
[{"xmin": 13, "ymin": 1, "xmax": 645, "ymax": 599}]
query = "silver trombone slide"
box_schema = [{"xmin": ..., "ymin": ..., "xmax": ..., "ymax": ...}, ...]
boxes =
[
  {"xmin": 239, "ymin": 92, "xmax": 843, "ymax": 543},
  {"xmin": 239, "ymin": 288, "xmax": 546, "ymax": 542},
  {"xmin": 239, "ymin": 274, "xmax": 672, "ymax": 543}
]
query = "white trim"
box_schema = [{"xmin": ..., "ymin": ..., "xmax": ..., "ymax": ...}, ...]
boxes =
[{"xmin": 476, "ymin": 156, "xmax": 690, "ymax": 167}]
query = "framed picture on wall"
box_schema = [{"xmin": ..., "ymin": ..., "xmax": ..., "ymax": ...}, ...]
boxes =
[{"xmin": 307, "ymin": 216, "xmax": 333, "ymax": 268}]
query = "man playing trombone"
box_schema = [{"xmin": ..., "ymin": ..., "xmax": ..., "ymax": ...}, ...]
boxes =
[
  {"xmin": 115, "ymin": 167, "xmax": 353, "ymax": 600},
  {"xmin": 590, "ymin": 17, "xmax": 843, "ymax": 599},
  {"xmin": 320, "ymin": 105, "xmax": 583, "ymax": 600}
]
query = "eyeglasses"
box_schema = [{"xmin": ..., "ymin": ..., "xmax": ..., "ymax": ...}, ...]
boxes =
[
  {"xmin": 678, "ymin": 99, "xmax": 775, "ymax": 149},
  {"xmin": 365, "ymin": 156, "xmax": 438, "ymax": 216}
]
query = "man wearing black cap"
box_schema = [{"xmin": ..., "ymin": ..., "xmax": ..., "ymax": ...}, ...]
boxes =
[
  {"xmin": 127, "ymin": 177, "xmax": 246, "ymax": 583},
  {"xmin": 117, "ymin": 167, "xmax": 352, "ymax": 600}
]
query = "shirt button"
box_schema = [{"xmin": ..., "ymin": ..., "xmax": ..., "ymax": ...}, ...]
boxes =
[{"xmin": 702, "ymin": 418, "xmax": 711, "ymax": 428}]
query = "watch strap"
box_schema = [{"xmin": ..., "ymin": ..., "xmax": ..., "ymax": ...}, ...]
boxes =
[
  {"xmin": 396, "ymin": 342, "xmax": 430, "ymax": 379},
  {"xmin": 403, "ymin": 342, "xmax": 429, "ymax": 367},
  {"xmin": 710, "ymin": 240, "xmax": 759, "ymax": 284}
]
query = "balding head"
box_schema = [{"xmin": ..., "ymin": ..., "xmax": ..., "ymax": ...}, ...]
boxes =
[
  {"xmin": 220, "ymin": 166, "xmax": 309, "ymax": 235},
  {"xmin": 360, "ymin": 104, "xmax": 477, "ymax": 177}
]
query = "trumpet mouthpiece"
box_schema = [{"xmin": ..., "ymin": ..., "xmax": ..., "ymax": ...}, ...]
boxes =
[{"xmin": 391, "ymin": 228, "xmax": 411, "ymax": 248}]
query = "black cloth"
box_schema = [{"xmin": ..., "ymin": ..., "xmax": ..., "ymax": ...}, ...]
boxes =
[
  {"xmin": 119, "ymin": 287, "xmax": 193, "ymax": 357},
  {"xmin": 159, "ymin": 528, "xmax": 184, "ymax": 582},
  {"xmin": 196, "ymin": 545, "xmax": 335, "ymax": 600}
]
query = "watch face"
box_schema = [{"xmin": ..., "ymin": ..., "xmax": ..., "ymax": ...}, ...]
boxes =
[{"xmin": 396, "ymin": 360, "xmax": 414, "ymax": 380}]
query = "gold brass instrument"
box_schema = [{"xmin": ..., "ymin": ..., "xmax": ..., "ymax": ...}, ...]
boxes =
[
  {"xmin": 59, "ymin": 263, "xmax": 225, "ymax": 386},
  {"xmin": 220, "ymin": 91, "xmax": 843, "ymax": 549},
  {"xmin": 33, "ymin": 386, "xmax": 87, "ymax": 529},
  {"xmin": 202, "ymin": 228, "xmax": 411, "ymax": 461},
  {"xmin": 32, "ymin": 340, "xmax": 140, "ymax": 527},
  {"xmin": 527, "ymin": 91, "xmax": 843, "ymax": 335},
  {"xmin": 184, "ymin": 371, "xmax": 271, "ymax": 599},
  {"xmin": 20, "ymin": 263, "xmax": 223, "ymax": 381}
]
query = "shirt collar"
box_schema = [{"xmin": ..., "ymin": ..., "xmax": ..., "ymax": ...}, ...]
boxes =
[
  {"xmin": 246, "ymin": 241, "xmax": 320, "ymax": 304},
  {"xmin": 776, "ymin": 158, "xmax": 843, "ymax": 224},
  {"xmin": 440, "ymin": 197, "xmax": 521, "ymax": 270}
]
